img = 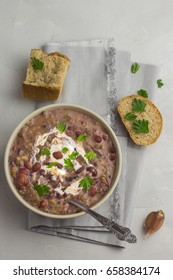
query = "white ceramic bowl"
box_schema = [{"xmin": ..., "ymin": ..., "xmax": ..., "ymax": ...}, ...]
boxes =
[{"xmin": 4, "ymin": 104, "xmax": 122, "ymax": 219}]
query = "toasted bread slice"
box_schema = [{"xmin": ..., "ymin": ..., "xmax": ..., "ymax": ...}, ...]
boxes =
[
  {"xmin": 117, "ymin": 94, "xmax": 163, "ymax": 146},
  {"xmin": 22, "ymin": 49, "xmax": 70, "ymax": 100}
]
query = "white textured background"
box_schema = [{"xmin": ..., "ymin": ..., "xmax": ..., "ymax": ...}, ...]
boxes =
[{"xmin": 0, "ymin": 0, "xmax": 173, "ymax": 259}]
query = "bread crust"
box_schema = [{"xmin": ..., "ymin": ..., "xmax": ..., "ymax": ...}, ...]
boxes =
[
  {"xmin": 117, "ymin": 94, "xmax": 163, "ymax": 146},
  {"xmin": 22, "ymin": 83, "xmax": 61, "ymax": 101},
  {"xmin": 31, "ymin": 49, "xmax": 71, "ymax": 63},
  {"xmin": 48, "ymin": 51, "xmax": 71, "ymax": 63}
]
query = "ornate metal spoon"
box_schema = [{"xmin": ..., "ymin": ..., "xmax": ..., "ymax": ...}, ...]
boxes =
[{"xmin": 69, "ymin": 199, "xmax": 137, "ymax": 244}]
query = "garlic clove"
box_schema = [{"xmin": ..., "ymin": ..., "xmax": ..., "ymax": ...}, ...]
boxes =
[{"xmin": 144, "ymin": 210, "xmax": 165, "ymax": 238}]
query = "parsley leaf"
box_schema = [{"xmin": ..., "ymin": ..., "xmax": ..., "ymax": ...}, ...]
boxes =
[
  {"xmin": 132, "ymin": 98, "xmax": 146, "ymax": 112},
  {"xmin": 64, "ymin": 158, "xmax": 74, "ymax": 169},
  {"xmin": 69, "ymin": 151, "xmax": 79, "ymax": 160},
  {"xmin": 124, "ymin": 112, "xmax": 137, "ymax": 121},
  {"xmin": 132, "ymin": 119, "xmax": 149, "ymax": 134},
  {"xmin": 157, "ymin": 79, "xmax": 164, "ymax": 88},
  {"xmin": 79, "ymin": 177, "xmax": 93, "ymax": 191},
  {"xmin": 76, "ymin": 134, "xmax": 87, "ymax": 142},
  {"xmin": 62, "ymin": 147, "xmax": 69, "ymax": 153},
  {"xmin": 31, "ymin": 57, "xmax": 44, "ymax": 70},
  {"xmin": 56, "ymin": 121, "xmax": 66, "ymax": 133},
  {"xmin": 131, "ymin": 63, "xmax": 140, "ymax": 74},
  {"xmin": 137, "ymin": 89, "xmax": 148, "ymax": 98},
  {"xmin": 84, "ymin": 151, "xmax": 97, "ymax": 161},
  {"xmin": 39, "ymin": 147, "xmax": 50, "ymax": 156},
  {"xmin": 34, "ymin": 184, "xmax": 50, "ymax": 197},
  {"xmin": 47, "ymin": 162, "xmax": 58, "ymax": 168}
]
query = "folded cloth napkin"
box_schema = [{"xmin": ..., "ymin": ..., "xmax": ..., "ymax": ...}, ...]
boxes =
[{"xmin": 28, "ymin": 39, "xmax": 160, "ymax": 247}]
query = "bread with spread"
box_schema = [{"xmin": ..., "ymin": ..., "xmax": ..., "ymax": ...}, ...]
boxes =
[
  {"xmin": 22, "ymin": 49, "xmax": 70, "ymax": 100},
  {"xmin": 117, "ymin": 94, "xmax": 163, "ymax": 146}
]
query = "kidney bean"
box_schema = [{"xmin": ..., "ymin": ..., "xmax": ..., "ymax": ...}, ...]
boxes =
[
  {"xmin": 88, "ymin": 186, "xmax": 97, "ymax": 197},
  {"xmin": 40, "ymin": 169, "xmax": 46, "ymax": 176},
  {"xmin": 19, "ymin": 168, "xmax": 29, "ymax": 175},
  {"xmin": 56, "ymin": 192, "xmax": 63, "ymax": 199},
  {"xmin": 24, "ymin": 160, "xmax": 32, "ymax": 170},
  {"xmin": 44, "ymin": 161, "xmax": 51, "ymax": 166},
  {"xmin": 57, "ymin": 163, "xmax": 63, "ymax": 169},
  {"xmin": 39, "ymin": 200, "xmax": 48, "ymax": 208},
  {"xmin": 109, "ymin": 146, "xmax": 116, "ymax": 153},
  {"xmin": 109, "ymin": 154, "xmax": 116, "ymax": 161},
  {"xmin": 32, "ymin": 162, "xmax": 41, "ymax": 172},
  {"xmin": 53, "ymin": 151, "xmax": 63, "ymax": 159},
  {"xmin": 67, "ymin": 125, "xmax": 74, "ymax": 130},
  {"xmin": 17, "ymin": 175, "xmax": 29, "ymax": 188},
  {"xmin": 94, "ymin": 135, "xmax": 102, "ymax": 143},
  {"xmin": 86, "ymin": 166, "xmax": 97, "ymax": 177},
  {"xmin": 75, "ymin": 130, "xmax": 81, "ymax": 137},
  {"xmin": 91, "ymin": 169, "xmax": 98, "ymax": 177},
  {"xmin": 86, "ymin": 166, "xmax": 92, "ymax": 173},
  {"xmin": 75, "ymin": 166, "xmax": 85, "ymax": 174},
  {"xmin": 65, "ymin": 175, "xmax": 78, "ymax": 182},
  {"xmin": 102, "ymin": 134, "xmax": 108, "ymax": 141}
]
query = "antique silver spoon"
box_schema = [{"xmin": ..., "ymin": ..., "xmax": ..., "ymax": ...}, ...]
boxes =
[{"xmin": 69, "ymin": 199, "xmax": 137, "ymax": 244}]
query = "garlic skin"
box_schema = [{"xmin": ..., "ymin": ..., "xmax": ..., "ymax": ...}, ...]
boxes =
[{"xmin": 144, "ymin": 210, "xmax": 165, "ymax": 238}]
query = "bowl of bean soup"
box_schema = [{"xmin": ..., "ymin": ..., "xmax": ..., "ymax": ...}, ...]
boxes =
[{"xmin": 4, "ymin": 104, "xmax": 122, "ymax": 218}]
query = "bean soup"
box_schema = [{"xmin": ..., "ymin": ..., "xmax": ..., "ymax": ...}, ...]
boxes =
[{"xmin": 8, "ymin": 108, "xmax": 117, "ymax": 215}]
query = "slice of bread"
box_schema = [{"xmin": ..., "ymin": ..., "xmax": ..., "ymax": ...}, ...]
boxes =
[
  {"xmin": 117, "ymin": 94, "xmax": 163, "ymax": 146},
  {"xmin": 22, "ymin": 49, "xmax": 70, "ymax": 100}
]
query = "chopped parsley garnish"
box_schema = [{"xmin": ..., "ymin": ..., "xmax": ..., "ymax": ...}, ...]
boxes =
[
  {"xmin": 39, "ymin": 147, "xmax": 51, "ymax": 156},
  {"xmin": 76, "ymin": 134, "xmax": 87, "ymax": 142},
  {"xmin": 131, "ymin": 62, "xmax": 140, "ymax": 74},
  {"xmin": 31, "ymin": 57, "xmax": 44, "ymax": 70},
  {"xmin": 62, "ymin": 147, "xmax": 69, "ymax": 153},
  {"xmin": 34, "ymin": 184, "xmax": 50, "ymax": 197},
  {"xmin": 56, "ymin": 121, "xmax": 66, "ymax": 133},
  {"xmin": 124, "ymin": 112, "xmax": 137, "ymax": 121},
  {"xmin": 137, "ymin": 89, "xmax": 148, "ymax": 98},
  {"xmin": 47, "ymin": 162, "xmax": 58, "ymax": 168},
  {"xmin": 157, "ymin": 79, "xmax": 164, "ymax": 88},
  {"xmin": 84, "ymin": 151, "xmax": 97, "ymax": 161},
  {"xmin": 79, "ymin": 177, "xmax": 93, "ymax": 191},
  {"xmin": 132, "ymin": 98, "xmax": 146, "ymax": 112},
  {"xmin": 132, "ymin": 119, "xmax": 149, "ymax": 134},
  {"xmin": 69, "ymin": 151, "xmax": 79, "ymax": 160},
  {"xmin": 64, "ymin": 158, "xmax": 74, "ymax": 169}
]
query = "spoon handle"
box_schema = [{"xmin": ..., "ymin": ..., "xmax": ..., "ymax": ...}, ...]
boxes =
[{"xmin": 70, "ymin": 200, "xmax": 137, "ymax": 244}]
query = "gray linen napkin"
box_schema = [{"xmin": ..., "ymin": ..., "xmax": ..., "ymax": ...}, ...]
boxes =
[{"xmin": 28, "ymin": 39, "xmax": 160, "ymax": 247}]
